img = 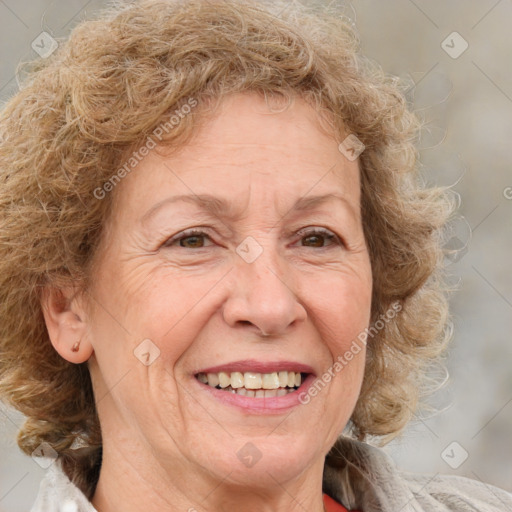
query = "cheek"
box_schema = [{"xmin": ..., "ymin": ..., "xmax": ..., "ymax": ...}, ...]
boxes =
[
  {"xmin": 306, "ymin": 270, "xmax": 372, "ymax": 351},
  {"xmin": 303, "ymin": 266, "xmax": 372, "ymax": 405},
  {"xmin": 114, "ymin": 270, "xmax": 225, "ymax": 369},
  {"xmin": 86, "ymin": 273, "xmax": 202, "ymax": 427}
]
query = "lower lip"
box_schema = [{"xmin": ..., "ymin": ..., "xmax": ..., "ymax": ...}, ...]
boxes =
[{"xmin": 194, "ymin": 374, "xmax": 316, "ymax": 413}]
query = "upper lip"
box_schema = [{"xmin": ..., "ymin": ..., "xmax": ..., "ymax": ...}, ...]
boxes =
[{"xmin": 195, "ymin": 359, "xmax": 315, "ymax": 376}]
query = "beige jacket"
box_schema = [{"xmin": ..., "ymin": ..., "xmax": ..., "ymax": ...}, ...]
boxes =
[{"xmin": 31, "ymin": 437, "xmax": 512, "ymax": 512}]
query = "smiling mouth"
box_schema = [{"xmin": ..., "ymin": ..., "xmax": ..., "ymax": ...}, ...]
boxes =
[{"xmin": 195, "ymin": 370, "xmax": 309, "ymax": 397}]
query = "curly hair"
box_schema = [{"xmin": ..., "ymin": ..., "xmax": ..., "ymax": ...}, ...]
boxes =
[{"xmin": 0, "ymin": 0, "xmax": 454, "ymax": 496}]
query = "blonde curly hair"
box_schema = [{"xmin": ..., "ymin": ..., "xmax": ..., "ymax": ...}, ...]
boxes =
[{"xmin": 0, "ymin": 0, "xmax": 454, "ymax": 497}]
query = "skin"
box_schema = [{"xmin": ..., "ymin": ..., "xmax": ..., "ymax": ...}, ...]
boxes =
[{"xmin": 42, "ymin": 92, "xmax": 373, "ymax": 512}]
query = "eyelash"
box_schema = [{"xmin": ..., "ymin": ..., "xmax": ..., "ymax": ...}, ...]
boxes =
[{"xmin": 163, "ymin": 227, "xmax": 343, "ymax": 250}]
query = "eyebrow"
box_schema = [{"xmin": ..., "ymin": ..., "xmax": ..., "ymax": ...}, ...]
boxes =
[{"xmin": 140, "ymin": 192, "xmax": 355, "ymax": 225}]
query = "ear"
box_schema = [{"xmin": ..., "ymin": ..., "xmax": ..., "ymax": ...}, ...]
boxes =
[{"xmin": 40, "ymin": 285, "xmax": 94, "ymax": 364}]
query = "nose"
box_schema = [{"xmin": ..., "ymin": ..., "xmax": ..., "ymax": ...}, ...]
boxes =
[{"xmin": 222, "ymin": 247, "xmax": 307, "ymax": 338}]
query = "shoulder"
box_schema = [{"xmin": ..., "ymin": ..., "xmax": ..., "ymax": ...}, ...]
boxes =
[
  {"xmin": 401, "ymin": 470, "xmax": 512, "ymax": 512},
  {"xmin": 30, "ymin": 459, "xmax": 97, "ymax": 512},
  {"xmin": 323, "ymin": 437, "xmax": 512, "ymax": 512}
]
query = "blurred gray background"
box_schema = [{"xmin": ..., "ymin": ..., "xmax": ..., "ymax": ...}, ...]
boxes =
[{"xmin": 1, "ymin": 0, "xmax": 511, "ymax": 510}]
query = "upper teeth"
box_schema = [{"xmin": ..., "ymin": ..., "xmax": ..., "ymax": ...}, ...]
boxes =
[{"xmin": 197, "ymin": 371, "xmax": 303, "ymax": 390}]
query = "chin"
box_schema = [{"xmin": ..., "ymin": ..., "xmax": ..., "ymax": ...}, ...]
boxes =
[
  {"xmin": 201, "ymin": 436, "xmax": 318, "ymax": 486},
  {"xmin": 217, "ymin": 455, "xmax": 310, "ymax": 489}
]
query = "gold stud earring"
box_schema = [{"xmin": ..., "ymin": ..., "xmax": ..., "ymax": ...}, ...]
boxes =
[{"xmin": 71, "ymin": 341, "xmax": 81, "ymax": 352}]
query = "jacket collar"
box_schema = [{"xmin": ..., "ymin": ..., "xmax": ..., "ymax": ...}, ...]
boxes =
[{"xmin": 323, "ymin": 436, "xmax": 512, "ymax": 512}]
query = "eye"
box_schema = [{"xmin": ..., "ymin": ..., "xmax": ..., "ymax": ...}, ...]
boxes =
[
  {"xmin": 163, "ymin": 229, "xmax": 213, "ymax": 249},
  {"xmin": 162, "ymin": 227, "xmax": 343, "ymax": 250},
  {"xmin": 296, "ymin": 227, "xmax": 342, "ymax": 248}
]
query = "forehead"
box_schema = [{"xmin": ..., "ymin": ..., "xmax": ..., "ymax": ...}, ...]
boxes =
[{"xmin": 111, "ymin": 93, "xmax": 361, "ymax": 223}]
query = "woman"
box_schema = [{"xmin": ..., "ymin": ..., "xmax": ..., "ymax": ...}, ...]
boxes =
[{"xmin": 0, "ymin": 1, "xmax": 510, "ymax": 511}]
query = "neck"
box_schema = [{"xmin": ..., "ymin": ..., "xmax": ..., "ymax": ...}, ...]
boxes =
[{"xmin": 91, "ymin": 437, "xmax": 327, "ymax": 512}]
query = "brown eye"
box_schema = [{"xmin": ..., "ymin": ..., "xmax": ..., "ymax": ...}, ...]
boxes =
[
  {"xmin": 302, "ymin": 234, "xmax": 327, "ymax": 247},
  {"xmin": 178, "ymin": 234, "xmax": 207, "ymax": 248},
  {"xmin": 299, "ymin": 228, "xmax": 339, "ymax": 248},
  {"xmin": 164, "ymin": 230, "xmax": 213, "ymax": 249}
]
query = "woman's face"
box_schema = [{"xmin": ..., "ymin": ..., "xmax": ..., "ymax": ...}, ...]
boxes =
[{"xmin": 78, "ymin": 93, "xmax": 372, "ymax": 492}]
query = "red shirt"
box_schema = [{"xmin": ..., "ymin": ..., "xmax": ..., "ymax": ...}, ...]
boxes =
[{"xmin": 323, "ymin": 493, "xmax": 361, "ymax": 512}]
